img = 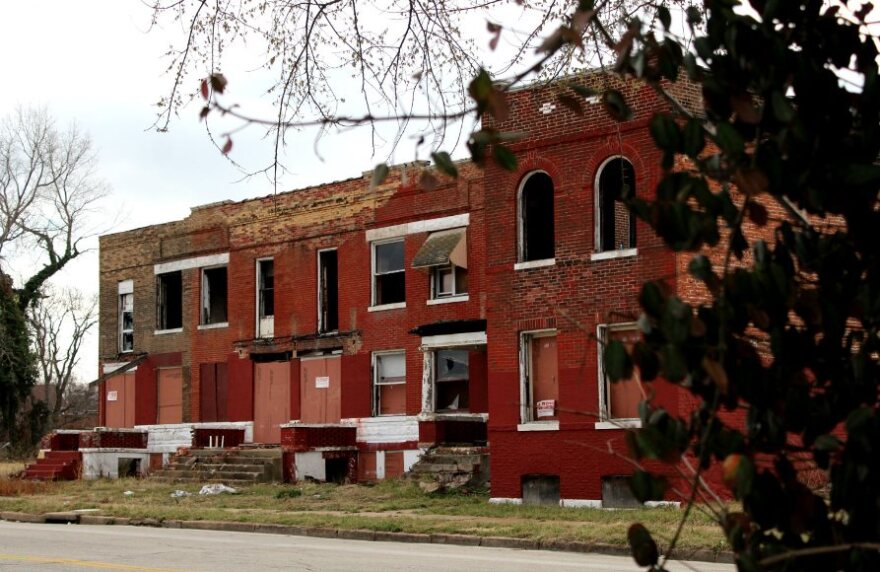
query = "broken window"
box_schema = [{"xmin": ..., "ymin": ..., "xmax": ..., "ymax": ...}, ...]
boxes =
[
  {"xmin": 596, "ymin": 157, "xmax": 636, "ymax": 252},
  {"xmin": 432, "ymin": 265, "xmax": 468, "ymax": 298},
  {"xmin": 318, "ymin": 249, "xmax": 339, "ymax": 332},
  {"xmin": 520, "ymin": 331, "xmax": 558, "ymax": 423},
  {"xmin": 118, "ymin": 281, "xmax": 133, "ymax": 353},
  {"xmin": 201, "ymin": 266, "xmax": 228, "ymax": 325},
  {"xmin": 598, "ymin": 324, "xmax": 643, "ymax": 422},
  {"xmin": 156, "ymin": 271, "xmax": 182, "ymax": 330},
  {"xmin": 519, "ymin": 172, "xmax": 555, "ymax": 262},
  {"xmin": 435, "ymin": 349, "xmax": 469, "ymax": 412},
  {"xmin": 372, "ymin": 240, "xmax": 405, "ymax": 306},
  {"xmin": 373, "ymin": 351, "xmax": 406, "ymax": 416},
  {"xmin": 257, "ymin": 259, "xmax": 274, "ymax": 338}
]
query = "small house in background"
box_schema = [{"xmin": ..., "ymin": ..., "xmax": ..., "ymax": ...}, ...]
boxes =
[{"xmin": 34, "ymin": 73, "xmax": 765, "ymax": 505}]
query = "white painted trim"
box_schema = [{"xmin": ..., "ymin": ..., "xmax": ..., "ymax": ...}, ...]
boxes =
[
  {"xmin": 514, "ymin": 258, "xmax": 555, "ymax": 271},
  {"xmin": 594, "ymin": 155, "xmax": 636, "ymax": 253},
  {"xmin": 365, "ymin": 213, "xmax": 469, "ymax": 242},
  {"xmin": 154, "ymin": 328, "xmax": 183, "ymax": 335},
  {"xmin": 516, "ymin": 170, "xmax": 553, "ymax": 263},
  {"xmin": 489, "ymin": 498, "xmax": 523, "ymax": 505},
  {"xmin": 117, "ymin": 279, "xmax": 133, "ymax": 295},
  {"xmin": 419, "ymin": 412, "xmax": 488, "ymax": 422},
  {"xmin": 519, "ymin": 329, "xmax": 558, "ymax": 424},
  {"xmin": 595, "ymin": 419, "xmax": 642, "ymax": 430},
  {"xmin": 560, "ymin": 499, "xmax": 603, "ymax": 508},
  {"xmin": 154, "ymin": 252, "xmax": 229, "ymax": 274},
  {"xmin": 376, "ymin": 450, "xmax": 386, "ymax": 480},
  {"xmin": 197, "ymin": 322, "xmax": 229, "ymax": 330},
  {"xmin": 368, "ymin": 302, "xmax": 406, "ymax": 312},
  {"xmin": 517, "ymin": 421, "xmax": 560, "ymax": 432},
  {"xmin": 591, "ymin": 248, "xmax": 638, "ymax": 261},
  {"xmin": 420, "ymin": 331, "xmax": 487, "ymax": 348},
  {"xmin": 426, "ymin": 294, "xmax": 469, "ymax": 306},
  {"xmin": 103, "ymin": 362, "xmax": 137, "ymax": 374}
]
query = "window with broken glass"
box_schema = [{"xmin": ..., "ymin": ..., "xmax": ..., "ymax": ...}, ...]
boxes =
[
  {"xmin": 434, "ymin": 349, "xmax": 469, "ymax": 412},
  {"xmin": 119, "ymin": 292, "xmax": 133, "ymax": 352},
  {"xmin": 201, "ymin": 266, "xmax": 228, "ymax": 325}
]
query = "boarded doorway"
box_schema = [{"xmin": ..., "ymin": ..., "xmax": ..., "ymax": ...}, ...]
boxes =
[
  {"xmin": 105, "ymin": 372, "xmax": 136, "ymax": 428},
  {"xmin": 300, "ymin": 356, "xmax": 341, "ymax": 423},
  {"xmin": 254, "ymin": 361, "xmax": 291, "ymax": 443},
  {"xmin": 200, "ymin": 362, "xmax": 229, "ymax": 422},
  {"xmin": 157, "ymin": 367, "xmax": 183, "ymax": 424}
]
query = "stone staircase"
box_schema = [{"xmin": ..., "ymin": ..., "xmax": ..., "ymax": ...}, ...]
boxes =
[
  {"xmin": 407, "ymin": 445, "xmax": 489, "ymax": 490},
  {"xmin": 149, "ymin": 447, "xmax": 283, "ymax": 486},
  {"xmin": 22, "ymin": 451, "xmax": 82, "ymax": 481}
]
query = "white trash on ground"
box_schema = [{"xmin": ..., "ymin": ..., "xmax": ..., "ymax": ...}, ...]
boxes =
[
  {"xmin": 198, "ymin": 484, "xmax": 238, "ymax": 495},
  {"xmin": 170, "ymin": 490, "xmax": 191, "ymax": 498}
]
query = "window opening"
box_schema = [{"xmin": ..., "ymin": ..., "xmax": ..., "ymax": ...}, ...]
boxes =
[
  {"xmin": 373, "ymin": 351, "xmax": 406, "ymax": 415},
  {"xmin": 318, "ymin": 250, "xmax": 339, "ymax": 332},
  {"xmin": 373, "ymin": 240, "xmax": 405, "ymax": 305},
  {"xmin": 258, "ymin": 260, "xmax": 274, "ymax": 319},
  {"xmin": 201, "ymin": 266, "xmax": 228, "ymax": 325},
  {"xmin": 519, "ymin": 172, "xmax": 555, "ymax": 262},
  {"xmin": 119, "ymin": 292, "xmax": 133, "ymax": 352},
  {"xmin": 597, "ymin": 158, "xmax": 636, "ymax": 252},
  {"xmin": 432, "ymin": 264, "xmax": 468, "ymax": 298},
  {"xmin": 435, "ymin": 349, "xmax": 469, "ymax": 412},
  {"xmin": 156, "ymin": 271, "xmax": 182, "ymax": 330},
  {"xmin": 598, "ymin": 324, "xmax": 643, "ymax": 421},
  {"xmin": 520, "ymin": 332, "xmax": 558, "ymax": 423}
]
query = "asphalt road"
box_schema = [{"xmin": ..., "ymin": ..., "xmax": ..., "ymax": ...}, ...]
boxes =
[{"xmin": 0, "ymin": 521, "xmax": 733, "ymax": 572}]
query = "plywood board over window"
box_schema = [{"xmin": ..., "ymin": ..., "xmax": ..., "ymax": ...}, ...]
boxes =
[
  {"xmin": 200, "ymin": 362, "xmax": 229, "ymax": 422},
  {"xmin": 300, "ymin": 356, "xmax": 341, "ymax": 423},
  {"xmin": 105, "ymin": 372, "xmax": 136, "ymax": 428},
  {"xmin": 598, "ymin": 324, "xmax": 644, "ymax": 424},
  {"xmin": 254, "ymin": 361, "xmax": 290, "ymax": 443},
  {"xmin": 520, "ymin": 331, "xmax": 558, "ymax": 424},
  {"xmin": 157, "ymin": 367, "xmax": 183, "ymax": 424}
]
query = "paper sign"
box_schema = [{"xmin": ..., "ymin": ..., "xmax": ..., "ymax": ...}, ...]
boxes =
[
  {"xmin": 536, "ymin": 399, "xmax": 555, "ymax": 418},
  {"xmin": 107, "ymin": 391, "xmax": 118, "ymax": 402},
  {"xmin": 315, "ymin": 376, "xmax": 330, "ymax": 389}
]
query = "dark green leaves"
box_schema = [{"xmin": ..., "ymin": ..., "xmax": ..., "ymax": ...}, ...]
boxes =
[
  {"xmin": 602, "ymin": 90, "xmax": 632, "ymax": 121},
  {"xmin": 431, "ymin": 152, "xmax": 458, "ymax": 178},
  {"xmin": 630, "ymin": 470, "xmax": 667, "ymax": 503},
  {"xmin": 370, "ymin": 163, "xmax": 389, "ymax": 188},
  {"xmin": 649, "ymin": 113, "xmax": 680, "ymax": 153},
  {"xmin": 492, "ymin": 144, "xmax": 517, "ymax": 171},
  {"xmin": 627, "ymin": 524, "xmax": 659, "ymax": 567},
  {"xmin": 604, "ymin": 340, "xmax": 633, "ymax": 382}
]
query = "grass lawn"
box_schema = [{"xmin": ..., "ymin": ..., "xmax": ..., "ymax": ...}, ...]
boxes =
[{"xmin": 0, "ymin": 477, "xmax": 729, "ymax": 554}]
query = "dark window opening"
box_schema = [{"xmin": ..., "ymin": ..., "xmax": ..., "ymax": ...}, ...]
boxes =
[
  {"xmin": 319, "ymin": 250, "xmax": 339, "ymax": 332},
  {"xmin": 520, "ymin": 172, "xmax": 555, "ymax": 262},
  {"xmin": 325, "ymin": 457, "xmax": 350, "ymax": 484},
  {"xmin": 373, "ymin": 240, "xmax": 405, "ymax": 305},
  {"xmin": 118, "ymin": 457, "xmax": 140, "ymax": 478},
  {"xmin": 432, "ymin": 265, "xmax": 468, "ymax": 298},
  {"xmin": 435, "ymin": 349, "xmax": 469, "ymax": 412},
  {"xmin": 201, "ymin": 266, "xmax": 228, "ymax": 325},
  {"xmin": 156, "ymin": 271, "xmax": 182, "ymax": 330},
  {"xmin": 119, "ymin": 292, "xmax": 133, "ymax": 352},
  {"xmin": 598, "ymin": 158, "xmax": 637, "ymax": 252},
  {"xmin": 258, "ymin": 260, "xmax": 274, "ymax": 318}
]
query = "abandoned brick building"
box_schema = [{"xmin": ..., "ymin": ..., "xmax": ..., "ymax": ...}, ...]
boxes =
[{"xmin": 84, "ymin": 73, "xmax": 736, "ymax": 504}]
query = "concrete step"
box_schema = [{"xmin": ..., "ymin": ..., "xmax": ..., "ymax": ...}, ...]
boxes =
[
  {"xmin": 164, "ymin": 463, "xmax": 267, "ymax": 473},
  {"xmin": 158, "ymin": 469, "xmax": 263, "ymax": 481}
]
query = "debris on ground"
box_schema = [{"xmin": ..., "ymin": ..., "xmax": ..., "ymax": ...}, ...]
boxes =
[{"xmin": 198, "ymin": 484, "xmax": 237, "ymax": 495}]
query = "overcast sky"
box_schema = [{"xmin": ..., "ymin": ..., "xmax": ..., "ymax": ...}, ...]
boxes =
[{"xmin": 0, "ymin": 0, "xmax": 433, "ymax": 383}]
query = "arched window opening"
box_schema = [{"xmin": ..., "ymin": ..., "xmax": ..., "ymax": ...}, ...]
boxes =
[
  {"xmin": 519, "ymin": 172, "xmax": 555, "ymax": 262},
  {"xmin": 596, "ymin": 158, "xmax": 636, "ymax": 252}
]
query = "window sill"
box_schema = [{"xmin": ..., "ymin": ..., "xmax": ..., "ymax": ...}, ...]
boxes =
[
  {"xmin": 154, "ymin": 328, "xmax": 183, "ymax": 335},
  {"xmin": 595, "ymin": 419, "xmax": 642, "ymax": 430},
  {"xmin": 427, "ymin": 295, "xmax": 469, "ymax": 306},
  {"xmin": 591, "ymin": 248, "xmax": 637, "ymax": 262},
  {"xmin": 198, "ymin": 322, "xmax": 229, "ymax": 330},
  {"xmin": 368, "ymin": 302, "xmax": 406, "ymax": 312},
  {"xmin": 517, "ymin": 421, "xmax": 560, "ymax": 432},
  {"xmin": 514, "ymin": 258, "xmax": 555, "ymax": 271}
]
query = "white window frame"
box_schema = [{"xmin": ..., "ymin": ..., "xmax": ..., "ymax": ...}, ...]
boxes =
[
  {"xmin": 370, "ymin": 238, "xmax": 406, "ymax": 310},
  {"xmin": 118, "ymin": 280, "xmax": 134, "ymax": 354},
  {"xmin": 593, "ymin": 155, "xmax": 638, "ymax": 258},
  {"xmin": 255, "ymin": 258, "xmax": 274, "ymax": 338},
  {"xmin": 199, "ymin": 264, "xmax": 229, "ymax": 328},
  {"xmin": 518, "ymin": 329, "xmax": 558, "ymax": 429},
  {"xmin": 430, "ymin": 264, "xmax": 468, "ymax": 300},
  {"xmin": 432, "ymin": 348, "xmax": 471, "ymax": 413},
  {"xmin": 373, "ymin": 350, "xmax": 406, "ymax": 417},
  {"xmin": 596, "ymin": 322, "xmax": 643, "ymax": 430},
  {"xmin": 517, "ymin": 170, "xmax": 555, "ymax": 264}
]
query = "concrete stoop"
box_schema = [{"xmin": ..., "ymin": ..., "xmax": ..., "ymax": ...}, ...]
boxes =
[
  {"xmin": 149, "ymin": 447, "xmax": 283, "ymax": 485},
  {"xmin": 22, "ymin": 451, "xmax": 82, "ymax": 481},
  {"xmin": 407, "ymin": 445, "xmax": 489, "ymax": 491}
]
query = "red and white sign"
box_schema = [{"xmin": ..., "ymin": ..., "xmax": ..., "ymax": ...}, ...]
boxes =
[
  {"xmin": 536, "ymin": 399, "xmax": 555, "ymax": 418},
  {"xmin": 107, "ymin": 391, "xmax": 118, "ymax": 402}
]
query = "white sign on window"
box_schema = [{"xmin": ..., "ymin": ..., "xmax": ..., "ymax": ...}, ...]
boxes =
[
  {"xmin": 536, "ymin": 399, "xmax": 555, "ymax": 418},
  {"xmin": 315, "ymin": 376, "xmax": 330, "ymax": 389},
  {"xmin": 107, "ymin": 391, "xmax": 118, "ymax": 402}
]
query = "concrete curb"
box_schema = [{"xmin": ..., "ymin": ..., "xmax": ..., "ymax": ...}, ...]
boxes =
[{"xmin": 0, "ymin": 511, "xmax": 734, "ymax": 564}]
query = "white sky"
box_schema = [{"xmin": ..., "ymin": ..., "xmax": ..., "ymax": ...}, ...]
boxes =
[{"xmin": 0, "ymin": 0, "xmax": 428, "ymax": 383}]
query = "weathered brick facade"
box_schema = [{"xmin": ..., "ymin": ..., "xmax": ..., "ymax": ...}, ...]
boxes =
[{"xmin": 99, "ymin": 72, "xmax": 748, "ymax": 503}]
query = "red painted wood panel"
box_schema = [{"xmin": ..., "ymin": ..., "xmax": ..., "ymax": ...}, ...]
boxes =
[
  {"xmin": 157, "ymin": 367, "xmax": 183, "ymax": 424},
  {"xmin": 300, "ymin": 357, "xmax": 341, "ymax": 423},
  {"xmin": 531, "ymin": 335, "xmax": 558, "ymax": 421},
  {"xmin": 254, "ymin": 361, "xmax": 290, "ymax": 443},
  {"xmin": 105, "ymin": 372, "xmax": 136, "ymax": 428}
]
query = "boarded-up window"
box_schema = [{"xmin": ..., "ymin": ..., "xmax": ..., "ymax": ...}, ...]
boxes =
[
  {"xmin": 157, "ymin": 367, "xmax": 183, "ymax": 424},
  {"xmin": 374, "ymin": 352, "xmax": 405, "ymax": 415},
  {"xmin": 200, "ymin": 362, "xmax": 229, "ymax": 422},
  {"xmin": 384, "ymin": 451, "xmax": 405, "ymax": 478},
  {"xmin": 521, "ymin": 332, "xmax": 558, "ymax": 423},
  {"xmin": 600, "ymin": 325, "xmax": 643, "ymax": 420},
  {"xmin": 105, "ymin": 371, "xmax": 136, "ymax": 428},
  {"xmin": 597, "ymin": 158, "xmax": 636, "ymax": 252},
  {"xmin": 435, "ymin": 349, "xmax": 469, "ymax": 412},
  {"xmin": 358, "ymin": 451, "xmax": 378, "ymax": 481}
]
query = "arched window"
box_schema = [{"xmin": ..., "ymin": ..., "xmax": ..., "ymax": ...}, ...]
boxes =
[
  {"xmin": 518, "ymin": 172, "xmax": 555, "ymax": 262},
  {"xmin": 595, "ymin": 157, "xmax": 636, "ymax": 253}
]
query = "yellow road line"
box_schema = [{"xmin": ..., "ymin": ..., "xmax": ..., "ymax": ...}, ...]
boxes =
[{"xmin": 0, "ymin": 553, "xmax": 188, "ymax": 571}]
